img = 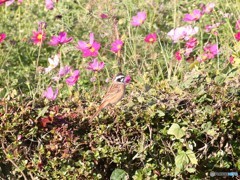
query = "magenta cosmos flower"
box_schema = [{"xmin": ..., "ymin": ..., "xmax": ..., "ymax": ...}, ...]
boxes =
[
  {"xmin": 111, "ymin": 39, "xmax": 124, "ymax": 53},
  {"xmin": 31, "ymin": 31, "xmax": 46, "ymax": 45},
  {"xmin": 174, "ymin": 50, "xmax": 182, "ymax": 61},
  {"xmin": 87, "ymin": 58, "xmax": 105, "ymax": 72},
  {"xmin": 43, "ymin": 86, "xmax": 58, "ymax": 100},
  {"xmin": 45, "ymin": 0, "xmax": 54, "ymax": 10},
  {"xmin": 66, "ymin": 70, "xmax": 80, "ymax": 86},
  {"xmin": 0, "ymin": 0, "xmax": 7, "ymax": 5},
  {"xmin": 203, "ymin": 43, "xmax": 219, "ymax": 59},
  {"xmin": 144, "ymin": 33, "xmax": 157, "ymax": 43},
  {"xmin": 235, "ymin": 32, "xmax": 240, "ymax": 41},
  {"xmin": 131, "ymin": 11, "xmax": 147, "ymax": 26},
  {"xmin": 124, "ymin": 75, "xmax": 131, "ymax": 84},
  {"xmin": 49, "ymin": 32, "xmax": 73, "ymax": 46},
  {"xmin": 183, "ymin": 9, "xmax": 202, "ymax": 22},
  {"xmin": 0, "ymin": 33, "xmax": 6, "ymax": 43},
  {"xmin": 76, "ymin": 33, "xmax": 101, "ymax": 57}
]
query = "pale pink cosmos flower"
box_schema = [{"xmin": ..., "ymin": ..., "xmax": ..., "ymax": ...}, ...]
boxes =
[
  {"xmin": 52, "ymin": 65, "xmax": 71, "ymax": 81},
  {"xmin": 31, "ymin": 31, "xmax": 46, "ymax": 45},
  {"xmin": 111, "ymin": 39, "xmax": 124, "ymax": 53},
  {"xmin": 144, "ymin": 33, "xmax": 157, "ymax": 43},
  {"xmin": 66, "ymin": 70, "xmax": 80, "ymax": 86},
  {"xmin": 5, "ymin": 0, "xmax": 23, "ymax": 6},
  {"xmin": 87, "ymin": 58, "xmax": 105, "ymax": 72},
  {"xmin": 203, "ymin": 43, "xmax": 219, "ymax": 59},
  {"xmin": 167, "ymin": 26, "xmax": 199, "ymax": 43},
  {"xmin": 77, "ymin": 33, "xmax": 101, "ymax": 57},
  {"xmin": 45, "ymin": 54, "xmax": 60, "ymax": 73},
  {"xmin": 59, "ymin": 66, "xmax": 71, "ymax": 77},
  {"xmin": 183, "ymin": 9, "xmax": 202, "ymax": 22},
  {"xmin": 131, "ymin": 11, "xmax": 147, "ymax": 26},
  {"xmin": 202, "ymin": 3, "xmax": 215, "ymax": 14},
  {"xmin": 0, "ymin": 33, "xmax": 6, "ymax": 43},
  {"xmin": 124, "ymin": 75, "xmax": 131, "ymax": 84},
  {"xmin": 236, "ymin": 20, "xmax": 240, "ymax": 30},
  {"xmin": 45, "ymin": 0, "xmax": 54, "ymax": 10},
  {"xmin": 43, "ymin": 87, "xmax": 58, "ymax": 100},
  {"xmin": 49, "ymin": 32, "xmax": 72, "ymax": 46}
]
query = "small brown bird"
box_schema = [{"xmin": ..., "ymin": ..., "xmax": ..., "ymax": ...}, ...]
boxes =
[{"xmin": 90, "ymin": 73, "xmax": 126, "ymax": 122}]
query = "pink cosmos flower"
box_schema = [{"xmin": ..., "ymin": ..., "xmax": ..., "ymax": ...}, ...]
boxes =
[
  {"xmin": 236, "ymin": 20, "xmax": 240, "ymax": 30},
  {"xmin": 203, "ymin": 43, "xmax": 219, "ymax": 59},
  {"xmin": 45, "ymin": 0, "xmax": 54, "ymax": 10},
  {"xmin": 131, "ymin": 11, "xmax": 147, "ymax": 26},
  {"xmin": 235, "ymin": 32, "xmax": 240, "ymax": 41},
  {"xmin": 111, "ymin": 39, "xmax": 124, "ymax": 53},
  {"xmin": 76, "ymin": 33, "xmax": 101, "ymax": 57},
  {"xmin": 49, "ymin": 32, "xmax": 72, "ymax": 46},
  {"xmin": 59, "ymin": 66, "xmax": 71, "ymax": 77},
  {"xmin": 87, "ymin": 58, "xmax": 105, "ymax": 72},
  {"xmin": 66, "ymin": 70, "xmax": 80, "ymax": 86},
  {"xmin": 202, "ymin": 3, "xmax": 215, "ymax": 14},
  {"xmin": 167, "ymin": 26, "xmax": 199, "ymax": 43},
  {"xmin": 205, "ymin": 23, "xmax": 221, "ymax": 33},
  {"xmin": 229, "ymin": 55, "xmax": 234, "ymax": 64},
  {"xmin": 43, "ymin": 87, "xmax": 58, "ymax": 100},
  {"xmin": 183, "ymin": 9, "xmax": 202, "ymax": 22},
  {"xmin": 100, "ymin": 13, "xmax": 108, "ymax": 19},
  {"xmin": 124, "ymin": 75, "xmax": 131, "ymax": 84},
  {"xmin": 185, "ymin": 37, "xmax": 198, "ymax": 48},
  {"xmin": 144, "ymin": 33, "xmax": 157, "ymax": 43},
  {"xmin": 31, "ymin": 31, "xmax": 46, "ymax": 45},
  {"xmin": 174, "ymin": 50, "xmax": 182, "ymax": 61},
  {"xmin": 0, "ymin": 33, "xmax": 6, "ymax": 43}
]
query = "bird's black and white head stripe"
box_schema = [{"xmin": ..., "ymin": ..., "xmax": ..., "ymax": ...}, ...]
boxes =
[{"xmin": 114, "ymin": 73, "xmax": 125, "ymax": 83}]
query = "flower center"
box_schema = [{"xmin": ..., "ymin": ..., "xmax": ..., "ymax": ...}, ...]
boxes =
[
  {"xmin": 149, "ymin": 38, "xmax": 153, "ymax": 42},
  {"xmin": 87, "ymin": 43, "xmax": 91, "ymax": 47},
  {"xmin": 117, "ymin": 44, "xmax": 122, "ymax": 49},
  {"xmin": 37, "ymin": 34, "xmax": 43, "ymax": 40},
  {"xmin": 90, "ymin": 47, "xmax": 95, "ymax": 52}
]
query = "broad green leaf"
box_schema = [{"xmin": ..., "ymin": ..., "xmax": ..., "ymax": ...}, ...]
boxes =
[
  {"xmin": 167, "ymin": 123, "xmax": 185, "ymax": 139},
  {"xmin": 175, "ymin": 151, "xmax": 189, "ymax": 175},
  {"xmin": 110, "ymin": 168, "xmax": 128, "ymax": 180},
  {"xmin": 186, "ymin": 150, "xmax": 198, "ymax": 165}
]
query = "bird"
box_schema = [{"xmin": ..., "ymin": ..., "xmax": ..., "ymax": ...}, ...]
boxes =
[{"xmin": 89, "ymin": 73, "xmax": 126, "ymax": 122}]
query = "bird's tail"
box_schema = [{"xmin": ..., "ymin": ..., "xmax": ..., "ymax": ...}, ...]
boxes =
[{"xmin": 89, "ymin": 102, "xmax": 108, "ymax": 123}]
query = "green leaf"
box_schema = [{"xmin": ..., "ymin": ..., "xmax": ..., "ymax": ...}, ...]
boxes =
[
  {"xmin": 167, "ymin": 123, "xmax": 185, "ymax": 139},
  {"xmin": 110, "ymin": 168, "xmax": 128, "ymax": 180},
  {"xmin": 186, "ymin": 168, "xmax": 196, "ymax": 173},
  {"xmin": 186, "ymin": 150, "xmax": 198, "ymax": 165},
  {"xmin": 175, "ymin": 151, "xmax": 189, "ymax": 175},
  {"xmin": 37, "ymin": 106, "xmax": 49, "ymax": 119},
  {"xmin": 157, "ymin": 110, "xmax": 165, "ymax": 117}
]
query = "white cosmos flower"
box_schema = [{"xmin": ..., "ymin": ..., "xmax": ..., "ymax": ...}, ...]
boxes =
[{"xmin": 45, "ymin": 54, "xmax": 60, "ymax": 73}]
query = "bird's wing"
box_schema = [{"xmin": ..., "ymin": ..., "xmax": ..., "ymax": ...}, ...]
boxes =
[{"xmin": 101, "ymin": 83, "xmax": 121, "ymax": 103}]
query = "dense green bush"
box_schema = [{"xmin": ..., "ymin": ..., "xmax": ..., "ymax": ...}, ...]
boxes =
[{"xmin": 1, "ymin": 0, "xmax": 240, "ymax": 179}]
